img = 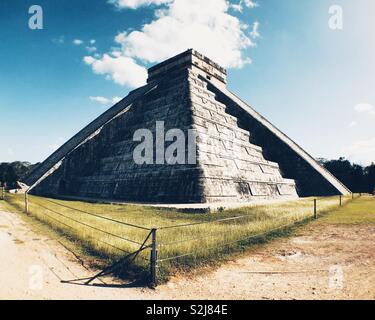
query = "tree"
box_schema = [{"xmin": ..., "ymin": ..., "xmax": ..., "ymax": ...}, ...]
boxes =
[
  {"xmin": 322, "ymin": 157, "xmax": 374, "ymax": 193},
  {"xmin": 0, "ymin": 162, "xmax": 40, "ymax": 189},
  {"xmin": 364, "ymin": 163, "xmax": 375, "ymax": 193},
  {"xmin": 0, "ymin": 164, "xmax": 18, "ymax": 188}
]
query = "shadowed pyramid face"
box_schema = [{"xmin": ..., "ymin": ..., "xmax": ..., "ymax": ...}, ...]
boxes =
[{"xmin": 26, "ymin": 50, "xmax": 349, "ymax": 204}]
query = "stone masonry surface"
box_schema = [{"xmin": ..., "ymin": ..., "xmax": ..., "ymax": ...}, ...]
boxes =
[{"xmin": 28, "ymin": 49, "xmax": 350, "ymax": 203}]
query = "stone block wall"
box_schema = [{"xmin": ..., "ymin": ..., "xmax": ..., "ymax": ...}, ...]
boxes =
[
  {"xmin": 32, "ymin": 68, "xmax": 298, "ymax": 203},
  {"xmin": 33, "ymin": 70, "xmax": 204, "ymax": 203},
  {"xmin": 209, "ymin": 84, "xmax": 344, "ymax": 197},
  {"xmin": 30, "ymin": 48, "xmax": 350, "ymax": 203},
  {"xmin": 188, "ymin": 71, "xmax": 297, "ymax": 202}
]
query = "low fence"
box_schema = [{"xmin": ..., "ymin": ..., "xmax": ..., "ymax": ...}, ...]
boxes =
[
  {"xmin": 153, "ymin": 194, "xmax": 360, "ymax": 284},
  {"xmin": 4, "ymin": 191, "xmax": 153, "ymax": 284},
  {"xmin": 2, "ymin": 190, "xmax": 361, "ymax": 287}
]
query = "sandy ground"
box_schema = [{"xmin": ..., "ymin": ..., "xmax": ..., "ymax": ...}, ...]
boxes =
[{"xmin": 0, "ymin": 207, "xmax": 374, "ymax": 300}]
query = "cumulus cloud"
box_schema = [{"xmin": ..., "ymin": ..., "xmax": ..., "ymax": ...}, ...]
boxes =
[
  {"xmin": 354, "ymin": 103, "xmax": 375, "ymax": 116},
  {"xmin": 116, "ymin": 0, "xmax": 254, "ymax": 68},
  {"xmin": 90, "ymin": 96, "xmax": 122, "ymax": 105},
  {"xmin": 85, "ymin": 46, "xmax": 97, "ymax": 53},
  {"xmin": 73, "ymin": 39, "xmax": 83, "ymax": 45},
  {"xmin": 84, "ymin": 54, "xmax": 147, "ymax": 88},
  {"xmin": 85, "ymin": 0, "xmax": 259, "ymax": 88},
  {"xmin": 230, "ymin": 0, "xmax": 258, "ymax": 12},
  {"xmin": 109, "ymin": 0, "xmax": 172, "ymax": 9},
  {"xmin": 230, "ymin": 3, "xmax": 243, "ymax": 12},
  {"xmin": 250, "ymin": 21, "xmax": 260, "ymax": 39},
  {"xmin": 342, "ymin": 137, "xmax": 375, "ymax": 165},
  {"xmin": 243, "ymin": 0, "xmax": 258, "ymax": 9}
]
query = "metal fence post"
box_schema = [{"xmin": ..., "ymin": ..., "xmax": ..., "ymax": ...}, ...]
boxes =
[
  {"xmin": 25, "ymin": 192, "xmax": 29, "ymax": 214},
  {"xmin": 150, "ymin": 228, "xmax": 158, "ymax": 288},
  {"xmin": 314, "ymin": 199, "xmax": 317, "ymax": 219},
  {"xmin": 339, "ymin": 195, "xmax": 342, "ymax": 207}
]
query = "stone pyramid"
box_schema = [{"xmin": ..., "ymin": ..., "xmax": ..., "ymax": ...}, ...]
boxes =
[{"xmin": 25, "ymin": 49, "xmax": 350, "ymax": 203}]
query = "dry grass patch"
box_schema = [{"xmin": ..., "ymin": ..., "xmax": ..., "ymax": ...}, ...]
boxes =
[{"xmin": 3, "ymin": 192, "xmax": 352, "ymax": 282}]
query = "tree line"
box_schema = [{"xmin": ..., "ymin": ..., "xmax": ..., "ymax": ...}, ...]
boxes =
[
  {"xmin": 0, "ymin": 162, "xmax": 39, "ymax": 189},
  {"xmin": 319, "ymin": 158, "xmax": 374, "ymax": 194},
  {"xmin": 0, "ymin": 158, "xmax": 374, "ymax": 193}
]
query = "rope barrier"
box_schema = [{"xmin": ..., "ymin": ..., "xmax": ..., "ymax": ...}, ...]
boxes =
[
  {"xmin": 157, "ymin": 215, "xmax": 307, "ymax": 248},
  {"xmin": 34, "ymin": 196, "xmax": 151, "ymax": 231},
  {"xmin": 158, "ymin": 195, "xmax": 358, "ymax": 263},
  {"xmin": 158, "ymin": 217, "xmax": 310, "ymax": 263},
  {"xmin": 38, "ymin": 209, "xmax": 128, "ymax": 253},
  {"xmin": 31, "ymin": 199, "xmax": 144, "ymax": 246},
  {"xmin": 158, "ymin": 214, "xmax": 252, "ymax": 230},
  {"xmin": 4, "ymin": 192, "xmax": 361, "ymax": 287}
]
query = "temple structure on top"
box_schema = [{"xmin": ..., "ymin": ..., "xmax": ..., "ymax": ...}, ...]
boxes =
[{"xmin": 24, "ymin": 49, "xmax": 351, "ymax": 204}]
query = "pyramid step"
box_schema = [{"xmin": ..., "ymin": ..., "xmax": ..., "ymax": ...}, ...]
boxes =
[{"xmin": 29, "ymin": 49, "xmax": 302, "ymax": 203}]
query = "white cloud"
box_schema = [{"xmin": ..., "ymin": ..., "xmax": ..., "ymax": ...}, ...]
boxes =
[
  {"xmin": 89, "ymin": 96, "xmax": 111, "ymax": 104},
  {"xmin": 342, "ymin": 137, "xmax": 375, "ymax": 165},
  {"xmin": 250, "ymin": 21, "xmax": 260, "ymax": 39},
  {"xmin": 85, "ymin": 46, "xmax": 97, "ymax": 53},
  {"xmin": 83, "ymin": 56, "xmax": 95, "ymax": 65},
  {"xmin": 73, "ymin": 39, "xmax": 84, "ymax": 45},
  {"xmin": 50, "ymin": 144, "xmax": 60, "ymax": 151},
  {"xmin": 354, "ymin": 103, "xmax": 375, "ymax": 116},
  {"xmin": 89, "ymin": 96, "xmax": 122, "ymax": 105},
  {"xmin": 90, "ymin": 39, "xmax": 96, "ymax": 44},
  {"xmin": 115, "ymin": 0, "xmax": 255, "ymax": 68},
  {"xmin": 52, "ymin": 36, "xmax": 65, "ymax": 45},
  {"xmin": 49, "ymin": 137, "xmax": 65, "ymax": 152},
  {"xmin": 243, "ymin": 0, "xmax": 258, "ymax": 9},
  {"xmin": 84, "ymin": 54, "xmax": 147, "ymax": 88},
  {"xmin": 86, "ymin": 0, "xmax": 259, "ymax": 88},
  {"xmin": 109, "ymin": 0, "xmax": 172, "ymax": 9},
  {"xmin": 112, "ymin": 96, "xmax": 122, "ymax": 104},
  {"xmin": 349, "ymin": 121, "xmax": 358, "ymax": 128},
  {"xmin": 230, "ymin": 0, "xmax": 258, "ymax": 12},
  {"xmin": 230, "ymin": 3, "xmax": 243, "ymax": 12}
]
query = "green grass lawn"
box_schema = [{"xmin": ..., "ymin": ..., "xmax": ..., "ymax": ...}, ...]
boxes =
[
  {"xmin": 1, "ymin": 192, "xmax": 360, "ymax": 282},
  {"xmin": 318, "ymin": 195, "xmax": 375, "ymax": 224}
]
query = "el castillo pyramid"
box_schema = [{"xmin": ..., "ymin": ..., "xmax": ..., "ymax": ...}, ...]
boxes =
[{"xmin": 24, "ymin": 49, "xmax": 350, "ymax": 203}]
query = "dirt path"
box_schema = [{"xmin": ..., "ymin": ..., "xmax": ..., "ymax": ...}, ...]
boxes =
[{"xmin": 0, "ymin": 205, "xmax": 374, "ymax": 300}]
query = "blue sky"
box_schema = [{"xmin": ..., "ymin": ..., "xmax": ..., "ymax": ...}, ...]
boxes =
[{"xmin": 0, "ymin": 0, "xmax": 374, "ymax": 165}]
